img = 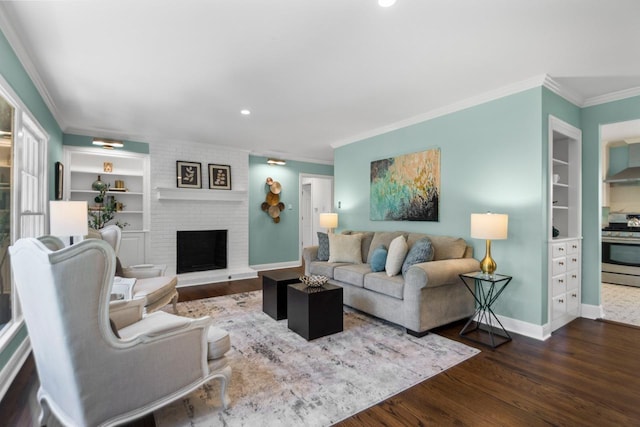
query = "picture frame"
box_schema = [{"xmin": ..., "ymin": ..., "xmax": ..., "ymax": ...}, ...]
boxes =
[
  {"xmin": 55, "ymin": 161, "xmax": 64, "ymax": 200},
  {"xmin": 209, "ymin": 164, "xmax": 232, "ymax": 190},
  {"xmin": 176, "ymin": 161, "xmax": 202, "ymax": 188}
]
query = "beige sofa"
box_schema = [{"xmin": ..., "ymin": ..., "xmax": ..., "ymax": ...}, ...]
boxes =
[{"xmin": 302, "ymin": 231, "xmax": 480, "ymax": 337}]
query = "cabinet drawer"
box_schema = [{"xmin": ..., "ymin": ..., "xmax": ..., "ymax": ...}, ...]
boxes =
[
  {"xmin": 567, "ymin": 270, "xmax": 580, "ymax": 291},
  {"xmin": 567, "ymin": 290, "xmax": 580, "ymax": 315},
  {"xmin": 552, "ymin": 243, "xmax": 567, "ymax": 258},
  {"xmin": 566, "ymin": 241, "xmax": 580, "ymax": 255},
  {"xmin": 552, "ymin": 257, "xmax": 567, "ymax": 276},
  {"xmin": 567, "ymin": 254, "xmax": 580, "ymax": 271},
  {"xmin": 552, "ymin": 294, "xmax": 567, "ymax": 317},
  {"xmin": 552, "ymin": 274, "xmax": 567, "ymax": 297}
]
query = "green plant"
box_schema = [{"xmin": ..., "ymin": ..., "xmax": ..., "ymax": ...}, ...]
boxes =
[{"xmin": 88, "ymin": 184, "xmax": 129, "ymax": 230}]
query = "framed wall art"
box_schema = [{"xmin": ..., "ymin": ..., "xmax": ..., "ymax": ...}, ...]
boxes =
[
  {"xmin": 55, "ymin": 161, "xmax": 64, "ymax": 200},
  {"xmin": 209, "ymin": 164, "xmax": 231, "ymax": 190},
  {"xmin": 370, "ymin": 148, "xmax": 440, "ymax": 221},
  {"xmin": 176, "ymin": 161, "xmax": 202, "ymax": 188}
]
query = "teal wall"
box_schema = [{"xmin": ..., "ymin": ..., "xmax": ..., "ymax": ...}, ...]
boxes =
[
  {"xmin": 249, "ymin": 155, "xmax": 333, "ymax": 266},
  {"xmin": 581, "ymin": 95, "xmax": 640, "ymax": 307},
  {"xmin": 335, "ymin": 88, "xmax": 546, "ymax": 325},
  {"xmin": 0, "ymin": 28, "xmax": 63, "ymax": 378},
  {"xmin": 63, "ymin": 133, "xmax": 150, "ymax": 154}
]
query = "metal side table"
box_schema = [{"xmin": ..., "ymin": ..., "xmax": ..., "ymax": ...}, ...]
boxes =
[{"xmin": 459, "ymin": 272, "xmax": 512, "ymax": 348}]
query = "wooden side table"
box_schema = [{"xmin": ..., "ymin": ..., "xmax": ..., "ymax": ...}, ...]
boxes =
[
  {"xmin": 459, "ymin": 272, "xmax": 512, "ymax": 348},
  {"xmin": 262, "ymin": 270, "xmax": 301, "ymax": 320},
  {"xmin": 287, "ymin": 283, "xmax": 343, "ymax": 340}
]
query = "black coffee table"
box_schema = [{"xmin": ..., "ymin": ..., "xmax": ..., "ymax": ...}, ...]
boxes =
[
  {"xmin": 262, "ymin": 270, "xmax": 301, "ymax": 320},
  {"xmin": 287, "ymin": 282, "xmax": 343, "ymax": 340}
]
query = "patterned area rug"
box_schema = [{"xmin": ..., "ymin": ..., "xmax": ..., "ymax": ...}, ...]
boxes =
[
  {"xmin": 155, "ymin": 291, "xmax": 479, "ymax": 427},
  {"xmin": 602, "ymin": 283, "xmax": 640, "ymax": 326}
]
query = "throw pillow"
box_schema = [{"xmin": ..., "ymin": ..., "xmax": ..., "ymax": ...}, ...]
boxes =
[
  {"xmin": 385, "ymin": 235, "xmax": 408, "ymax": 276},
  {"xmin": 370, "ymin": 245, "xmax": 388, "ymax": 272},
  {"xmin": 328, "ymin": 233, "xmax": 364, "ymax": 264},
  {"xmin": 317, "ymin": 232, "xmax": 330, "ymax": 261},
  {"xmin": 402, "ymin": 237, "xmax": 434, "ymax": 276}
]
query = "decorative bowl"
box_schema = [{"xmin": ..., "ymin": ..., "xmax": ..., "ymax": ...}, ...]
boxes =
[{"xmin": 299, "ymin": 275, "xmax": 328, "ymax": 288}]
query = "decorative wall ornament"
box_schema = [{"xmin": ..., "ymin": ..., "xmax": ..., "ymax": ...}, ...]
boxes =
[
  {"xmin": 176, "ymin": 161, "xmax": 202, "ymax": 188},
  {"xmin": 370, "ymin": 148, "xmax": 440, "ymax": 221},
  {"xmin": 209, "ymin": 164, "xmax": 231, "ymax": 190},
  {"xmin": 261, "ymin": 177, "xmax": 284, "ymax": 223}
]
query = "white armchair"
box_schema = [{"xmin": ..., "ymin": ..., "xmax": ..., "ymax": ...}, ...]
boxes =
[{"xmin": 9, "ymin": 237, "xmax": 231, "ymax": 426}]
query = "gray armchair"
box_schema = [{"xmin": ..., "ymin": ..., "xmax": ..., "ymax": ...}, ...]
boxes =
[{"xmin": 9, "ymin": 237, "xmax": 231, "ymax": 426}]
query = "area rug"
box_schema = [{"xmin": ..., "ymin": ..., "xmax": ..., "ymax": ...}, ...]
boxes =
[{"xmin": 155, "ymin": 291, "xmax": 479, "ymax": 427}]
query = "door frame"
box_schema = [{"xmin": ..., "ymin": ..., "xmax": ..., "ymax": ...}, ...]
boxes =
[{"xmin": 298, "ymin": 173, "xmax": 334, "ymax": 262}]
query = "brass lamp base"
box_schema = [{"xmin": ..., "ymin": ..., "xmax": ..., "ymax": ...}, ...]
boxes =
[{"xmin": 480, "ymin": 239, "xmax": 497, "ymax": 276}]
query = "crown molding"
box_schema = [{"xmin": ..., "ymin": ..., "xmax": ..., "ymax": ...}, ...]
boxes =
[
  {"xmin": 0, "ymin": 4, "xmax": 66, "ymax": 130},
  {"xmin": 582, "ymin": 85, "xmax": 640, "ymax": 108},
  {"xmin": 541, "ymin": 75, "xmax": 584, "ymax": 106}
]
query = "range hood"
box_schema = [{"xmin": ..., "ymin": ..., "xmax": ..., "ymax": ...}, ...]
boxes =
[{"xmin": 605, "ymin": 143, "xmax": 640, "ymax": 183}]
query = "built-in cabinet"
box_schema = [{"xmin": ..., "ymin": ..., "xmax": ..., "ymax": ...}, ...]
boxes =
[
  {"xmin": 548, "ymin": 116, "xmax": 582, "ymax": 332},
  {"xmin": 63, "ymin": 146, "xmax": 150, "ymax": 266}
]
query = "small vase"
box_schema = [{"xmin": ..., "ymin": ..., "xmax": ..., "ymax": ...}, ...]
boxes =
[{"xmin": 92, "ymin": 175, "xmax": 107, "ymax": 192}]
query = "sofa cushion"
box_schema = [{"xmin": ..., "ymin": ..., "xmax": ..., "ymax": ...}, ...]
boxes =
[
  {"xmin": 309, "ymin": 261, "xmax": 348, "ymax": 278},
  {"xmin": 408, "ymin": 233, "xmax": 467, "ymax": 261},
  {"xmin": 317, "ymin": 232, "xmax": 330, "ymax": 261},
  {"xmin": 402, "ymin": 237, "xmax": 434, "ymax": 276},
  {"xmin": 342, "ymin": 231, "xmax": 375, "ymax": 263},
  {"xmin": 334, "ymin": 264, "xmax": 371, "ymax": 288},
  {"xmin": 385, "ymin": 235, "xmax": 408, "ymax": 277},
  {"xmin": 370, "ymin": 245, "xmax": 388, "ymax": 272},
  {"xmin": 328, "ymin": 233, "xmax": 363, "ymax": 264},
  {"xmin": 367, "ymin": 231, "xmax": 407, "ymax": 263},
  {"xmin": 364, "ymin": 272, "xmax": 405, "ymax": 299}
]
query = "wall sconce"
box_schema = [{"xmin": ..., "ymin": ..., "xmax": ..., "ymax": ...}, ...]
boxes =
[
  {"xmin": 319, "ymin": 212, "xmax": 338, "ymax": 234},
  {"xmin": 470, "ymin": 212, "xmax": 508, "ymax": 277},
  {"xmin": 267, "ymin": 158, "xmax": 286, "ymax": 166},
  {"xmin": 92, "ymin": 138, "xmax": 124, "ymax": 149}
]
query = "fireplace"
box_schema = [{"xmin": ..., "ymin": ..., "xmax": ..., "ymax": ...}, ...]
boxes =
[{"xmin": 176, "ymin": 230, "xmax": 228, "ymax": 274}]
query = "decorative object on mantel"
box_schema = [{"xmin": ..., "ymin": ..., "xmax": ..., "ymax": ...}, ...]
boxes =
[
  {"xmin": 299, "ymin": 275, "xmax": 328, "ymax": 288},
  {"xmin": 370, "ymin": 148, "xmax": 440, "ymax": 221},
  {"xmin": 209, "ymin": 164, "xmax": 231, "ymax": 190},
  {"xmin": 262, "ymin": 177, "xmax": 285, "ymax": 223},
  {"xmin": 176, "ymin": 161, "xmax": 202, "ymax": 189}
]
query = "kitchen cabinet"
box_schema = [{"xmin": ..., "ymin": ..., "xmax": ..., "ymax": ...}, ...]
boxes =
[
  {"xmin": 63, "ymin": 146, "xmax": 150, "ymax": 266},
  {"xmin": 548, "ymin": 116, "xmax": 582, "ymax": 332}
]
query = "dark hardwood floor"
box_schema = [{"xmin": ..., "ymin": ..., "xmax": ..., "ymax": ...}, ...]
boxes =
[{"xmin": 2, "ymin": 268, "xmax": 639, "ymax": 426}]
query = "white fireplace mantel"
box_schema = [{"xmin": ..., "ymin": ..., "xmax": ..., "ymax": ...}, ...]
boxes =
[{"xmin": 155, "ymin": 187, "xmax": 247, "ymax": 202}]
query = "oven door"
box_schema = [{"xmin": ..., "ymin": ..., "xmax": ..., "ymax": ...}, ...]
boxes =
[{"xmin": 602, "ymin": 238, "xmax": 640, "ymax": 267}]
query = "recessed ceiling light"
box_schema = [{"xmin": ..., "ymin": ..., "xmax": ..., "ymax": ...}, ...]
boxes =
[
  {"xmin": 241, "ymin": 109, "xmax": 251, "ymax": 115},
  {"xmin": 378, "ymin": 0, "xmax": 396, "ymax": 7}
]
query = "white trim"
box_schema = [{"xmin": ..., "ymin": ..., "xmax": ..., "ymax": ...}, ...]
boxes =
[
  {"xmin": 0, "ymin": 4, "xmax": 65, "ymax": 129},
  {"xmin": 581, "ymin": 303, "xmax": 604, "ymax": 320},
  {"xmin": 250, "ymin": 261, "xmax": 302, "ymax": 272},
  {"xmin": 541, "ymin": 75, "xmax": 584, "ymax": 106},
  {"xmin": 582, "ymin": 86, "xmax": 640, "ymax": 108},
  {"xmin": 491, "ymin": 313, "xmax": 549, "ymax": 341},
  {"xmin": 0, "ymin": 335, "xmax": 30, "ymax": 402},
  {"xmin": 175, "ymin": 267, "xmax": 257, "ymax": 287}
]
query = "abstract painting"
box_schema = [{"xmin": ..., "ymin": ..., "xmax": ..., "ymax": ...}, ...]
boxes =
[{"xmin": 370, "ymin": 148, "xmax": 440, "ymax": 221}]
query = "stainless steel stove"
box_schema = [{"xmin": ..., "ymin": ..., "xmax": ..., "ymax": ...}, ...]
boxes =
[{"xmin": 602, "ymin": 213, "xmax": 640, "ymax": 287}]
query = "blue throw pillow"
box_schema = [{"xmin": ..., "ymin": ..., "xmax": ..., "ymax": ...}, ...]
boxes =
[
  {"xmin": 402, "ymin": 237, "xmax": 434, "ymax": 276},
  {"xmin": 370, "ymin": 245, "xmax": 388, "ymax": 272},
  {"xmin": 317, "ymin": 232, "xmax": 330, "ymax": 261}
]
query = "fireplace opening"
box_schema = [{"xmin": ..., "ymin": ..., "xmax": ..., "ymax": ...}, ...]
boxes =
[{"xmin": 176, "ymin": 229, "xmax": 227, "ymax": 274}]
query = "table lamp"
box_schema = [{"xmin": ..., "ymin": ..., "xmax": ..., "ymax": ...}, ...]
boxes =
[
  {"xmin": 50, "ymin": 201, "xmax": 89, "ymax": 244},
  {"xmin": 470, "ymin": 212, "xmax": 508, "ymax": 276},
  {"xmin": 319, "ymin": 213, "xmax": 338, "ymax": 234}
]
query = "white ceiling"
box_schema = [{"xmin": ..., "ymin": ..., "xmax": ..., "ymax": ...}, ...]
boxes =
[{"xmin": 2, "ymin": 0, "xmax": 640, "ymax": 164}]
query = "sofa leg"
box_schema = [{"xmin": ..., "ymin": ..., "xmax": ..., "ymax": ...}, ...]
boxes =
[{"xmin": 406, "ymin": 328, "xmax": 429, "ymax": 338}]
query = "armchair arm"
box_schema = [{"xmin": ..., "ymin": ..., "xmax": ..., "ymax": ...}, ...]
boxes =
[
  {"xmin": 404, "ymin": 258, "xmax": 480, "ymax": 294},
  {"xmin": 109, "ymin": 298, "xmax": 145, "ymax": 330},
  {"xmin": 122, "ymin": 264, "xmax": 166, "ymax": 279},
  {"xmin": 302, "ymin": 246, "xmax": 319, "ymax": 275}
]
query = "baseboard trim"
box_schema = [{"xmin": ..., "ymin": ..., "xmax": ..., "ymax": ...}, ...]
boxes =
[
  {"xmin": 250, "ymin": 261, "xmax": 302, "ymax": 272},
  {"xmin": 492, "ymin": 314, "xmax": 548, "ymax": 341},
  {"xmin": 0, "ymin": 336, "xmax": 31, "ymax": 402},
  {"xmin": 581, "ymin": 303, "xmax": 604, "ymax": 320},
  {"xmin": 176, "ymin": 267, "xmax": 258, "ymax": 287}
]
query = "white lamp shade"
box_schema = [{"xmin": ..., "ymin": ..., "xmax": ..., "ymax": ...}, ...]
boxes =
[
  {"xmin": 470, "ymin": 213, "xmax": 508, "ymax": 240},
  {"xmin": 50, "ymin": 201, "xmax": 89, "ymax": 237},
  {"xmin": 319, "ymin": 213, "xmax": 338, "ymax": 229}
]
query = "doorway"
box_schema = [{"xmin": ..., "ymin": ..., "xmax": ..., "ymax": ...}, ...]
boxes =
[
  {"xmin": 299, "ymin": 174, "xmax": 334, "ymax": 260},
  {"xmin": 600, "ymin": 120, "xmax": 640, "ymax": 327}
]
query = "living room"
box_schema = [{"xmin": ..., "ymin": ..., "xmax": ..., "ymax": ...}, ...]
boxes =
[{"xmin": 1, "ymin": 1, "xmax": 640, "ymax": 425}]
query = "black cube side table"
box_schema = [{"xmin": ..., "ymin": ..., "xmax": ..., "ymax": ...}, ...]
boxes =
[
  {"xmin": 287, "ymin": 283, "xmax": 343, "ymax": 340},
  {"xmin": 459, "ymin": 272, "xmax": 513, "ymax": 349},
  {"xmin": 262, "ymin": 270, "xmax": 301, "ymax": 320}
]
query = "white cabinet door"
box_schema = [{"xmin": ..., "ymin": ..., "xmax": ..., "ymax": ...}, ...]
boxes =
[{"xmin": 119, "ymin": 231, "xmax": 146, "ymax": 266}]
